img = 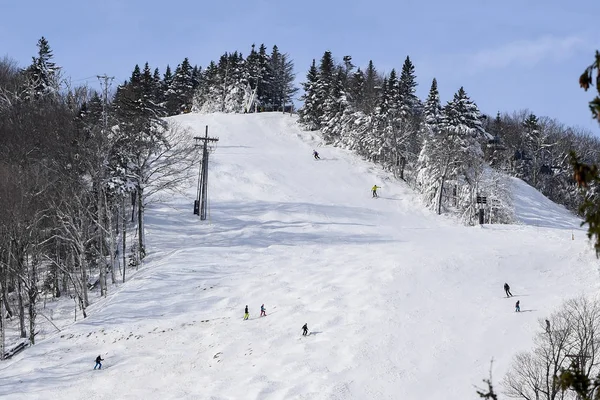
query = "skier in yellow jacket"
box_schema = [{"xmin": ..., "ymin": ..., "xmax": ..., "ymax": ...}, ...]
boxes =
[{"xmin": 372, "ymin": 185, "xmax": 380, "ymax": 198}]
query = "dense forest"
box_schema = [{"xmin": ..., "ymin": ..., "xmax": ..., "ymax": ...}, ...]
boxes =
[{"xmin": 0, "ymin": 37, "xmax": 598, "ymax": 359}]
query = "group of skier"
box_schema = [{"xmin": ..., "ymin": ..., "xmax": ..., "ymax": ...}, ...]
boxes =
[
  {"xmin": 504, "ymin": 282, "xmax": 522, "ymax": 312},
  {"xmin": 244, "ymin": 304, "xmax": 268, "ymax": 320},
  {"xmin": 243, "ymin": 304, "xmax": 309, "ymax": 336},
  {"xmin": 313, "ymin": 150, "xmax": 382, "ymax": 199}
]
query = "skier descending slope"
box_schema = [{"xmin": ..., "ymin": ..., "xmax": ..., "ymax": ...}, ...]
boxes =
[{"xmin": 313, "ymin": 150, "xmax": 320, "ymax": 160}]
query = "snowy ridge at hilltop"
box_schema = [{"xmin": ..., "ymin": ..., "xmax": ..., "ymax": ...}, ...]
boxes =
[{"xmin": 0, "ymin": 112, "xmax": 597, "ymax": 400}]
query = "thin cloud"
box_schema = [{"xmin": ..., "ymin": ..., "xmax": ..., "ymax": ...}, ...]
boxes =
[{"xmin": 468, "ymin": 35, "xmax": 588, "ymax": 71}]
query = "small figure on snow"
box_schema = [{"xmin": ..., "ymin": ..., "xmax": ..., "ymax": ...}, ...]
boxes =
[
  {"xmin": 515, "ymin": 300, "xmax": 520, "ymax": 312},
  {"xmin": 302, "ymin": 323, "xmax": 309, "ymax": 336},
  {"xmin": 313, "ymin": 150, "xmax": 320, "ymax": 160},
  {"xmin": 504, "ymin": 282, "xmax": 513, "ymax": 298},
  {"xmin": 372, "ymin": 185, "xmax": 381, "ymax": 198},
  {"xmin": 545, "ymin": 319, "xmax": 551, "ymax": 333},
  {"xmin": 94, "ymin": 355, "xmax": 104, "ymax": 370},
  {"xmin": 244, "ymin": 305, "xmax": 249, "ymax": 320},
  {"xmin": 260, "ymin": 304, "xmax": 266, "ymax": 317}
]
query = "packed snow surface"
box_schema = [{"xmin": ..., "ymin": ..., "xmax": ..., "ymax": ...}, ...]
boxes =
[{"xmin": 1, "ymin": 113, "xmax": 598, "ymax": 399}]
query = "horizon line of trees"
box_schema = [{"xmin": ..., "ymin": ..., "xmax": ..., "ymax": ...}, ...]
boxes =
[{"xmin": 114, "ymin": 43, "xmax": 298, "ymax": 118}]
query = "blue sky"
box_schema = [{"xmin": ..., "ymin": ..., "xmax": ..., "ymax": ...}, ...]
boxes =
[{"xmin": 2, "ymin": 0, "xmax": 599, "ymax": 133}]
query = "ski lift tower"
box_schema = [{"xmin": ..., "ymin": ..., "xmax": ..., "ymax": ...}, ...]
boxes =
[{"xmin": 194, "ymin": 125, "xmax": 219, "ymax": 220}]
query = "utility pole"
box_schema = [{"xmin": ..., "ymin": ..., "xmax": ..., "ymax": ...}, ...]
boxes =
[
  {"xmin": 97, "ymin": 74, "xmax": 114, "ymax": 134},
  {"xmin": 194, "ymin": 126, "xmax": 219, "ymax": 220}
]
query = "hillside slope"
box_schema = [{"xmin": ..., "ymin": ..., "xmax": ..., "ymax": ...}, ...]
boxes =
[{"xmin": 0, "ymin": 113, "xmax": 598, "ymax": 400}]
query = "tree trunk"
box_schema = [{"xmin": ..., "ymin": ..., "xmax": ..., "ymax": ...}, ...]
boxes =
[
  {"xmin": 109, "ymin": 204, "xmax": 116, "ymax": 285},
  {"xmin": 0, "ymin": 278, "xmax": 5, "ymax": 360},
  {"xmin": 436, "ymin": 177, "xmax": 445, "ymax": 215},
  {"xmin": 77, "ymin": 247, "xmax": 89, "ymax": 309},
  {"xmin": 2, "ymin": 285, "xmax": 12, "ymax": 318},
  {"xmin": 27, "ymin": 253, "xmax": 38, "ymax": 345},
  {"xmin": 131, "ymin": 191, "xmax": 136, "ymax": 223},
  {"xmin": 122, "ymin": 197, "xmax": 127, "ymax": 283},
  {"xmin": 2, "ymin": 266, "xmax": 13, "ymax": 318},
  {"xmin": 436, "ymin": 158, "xmax": 451, "ymax": 216},
  {"xmin": 137, "ymin": 187, "xmax": 145, "ymax": 260},
  {"xmin": 98, "ymin": 189, "xmax": 107, "ymax": 297},
  {"xmin": 16, "ymin": 279, "xmax": 26, "ymax": 338}
]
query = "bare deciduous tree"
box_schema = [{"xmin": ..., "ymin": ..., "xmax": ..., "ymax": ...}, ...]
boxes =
[{"xmin": 504, "ymin": 296, "xmax": 600, "ymax": 400}]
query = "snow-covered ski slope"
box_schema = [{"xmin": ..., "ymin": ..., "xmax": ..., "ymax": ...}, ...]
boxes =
[{"xmin": 1, "ymin": 112, "xmax": 598, "ymax": 400}]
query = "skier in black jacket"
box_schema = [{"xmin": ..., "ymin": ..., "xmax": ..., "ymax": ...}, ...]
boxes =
[
  {"xmin": 302, "ymin": 323, "xmax": 309, "ymax": 336},
  {"xmin": 94, "ymin": 355, "xmax": 104, "ymax": 370},
  {"xmin": 504, "ymin": 283, "xmax": 513, "ymax": 297}
]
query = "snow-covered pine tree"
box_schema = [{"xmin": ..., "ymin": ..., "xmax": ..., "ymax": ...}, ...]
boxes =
[
  {"xmin": 362, "ymin": 60, "xmax": 381, "ymax": 115},
  {"xmin": 298, "ymin": 59, "xmax": 320, "ymax": 130},
  {"xmin": 373, "ymin": 70, "xmax": 398, "ymax": 168},
  {"xmin": 278, "ymin": 53, "xmax": 298, "ymax": 111},
  {"xmin": 516, "ymin": 113, "xmax": 539, "ymax": 182},
  {"xmin": 368, "ymin": 77, "xmax": 391, "ymax": 164},
  {"xmin": 169, "ymin": 58, "xmax": 194, "ymax": 114},
  {"xmin": 23, "ymin": 37, "xmax": 61, "ymax": 99},
  {"xmin": 347, "ymin": 67, "xmax": 365, "ymax": 109},
  {"xmin": 162, "ymin": 65, "xmax": 174, "ymax": 112},
  {"xmin": 314, "ymin": 51, "xmax": 336, "ymax": 133},
  {"xmin": 416, "ymin": 78, "xmax": 446, "ymax": 212},
  {"xmin": 321, "ymin": 65, "xmax": 350, "ymax": 144},
  {"xmin": 256, "ymin": 44, "xmax": 272, "ymax": 109},
  {"xmin": 399, "ymin": 56, "xmax": 420, "ymax": 115},
  {"xmin": 193, "ymin": 61, "xmax": 218, "ymax": 112},
  {"xmin": 191, "ymin": 65, "xmax": 201, "ymax": 92},
  {"xmin": 221, "ymin": 51, "xmax": 250, "ymax": 113},
  {"xmin": 484, "ymin": 112, "xmax": 507, "ymax": 169},
  {"xmin": 441, "ymin": 87, "xmax": 488, "ymax": 223},
  {"xmin": 152, "ymin": 67, "xmax": 163, "ymax": 106},
  {"xmin": 397, "ymin": 56, "xmax": 422, "ymax": 166}
]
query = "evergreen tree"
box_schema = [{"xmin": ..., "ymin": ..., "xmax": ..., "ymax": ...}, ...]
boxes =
[
  {"xmin": 23, "ymin": 36, "xmax": 61, "ymax": 99},
  {"xmin": 314, "ymin": 50, "xmax": 336, "ymax": 128},
  {"xmin": 141, "ymin": 62, "xmax": 155, "ymax": 104},
  {"xmin": 298, "ymin": 59, "xmax": 320, "ymax": 130},
  {"xmin": 170, "ymin": 57, "xmax": 194, "ymax": 113},
  {"xmin": 278, "ymin": 53, "xmax": 298, "ymax": 111},
  {"xmin": 399, "ymin": 56, "xmax": 420, "ymax": 114},
  {"xmin": 256, "ymin": 44, "xmax": 272, "ymax": 108},
  {"xmin": 191, "ymin": 65, "xmax": 201, "ymax": 91},
  {"xmin": 398, "ymin": 56, "xmax": 423, "ymax": 159},
  {"xmin": 441, "ymin": 87, "xmax": 487, "ymax": 222},
  {"xmin": 162, "ymin": 65, "xmax": 175, "ymax": 113},
  {"xmin": 347, "ymin": 67, "xmax": 365, "ymax": 108},
  {"xmin": 246, "ymin": 44, "xmax": 261, "ymax": 91},
  {"xmin": 152, "ymin": 67, "xmax": 163, "ymax": 105},
  {"xmin": 321, "ymin": 66, "xmax": 349, "ymax": 144},
  {"xmin": 417, "ymin": 78, "xmax": 447, "ymax": 212},
  {"xmin": 362, "ymin": 60, "xmax": 381, "ymax": 115}
]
